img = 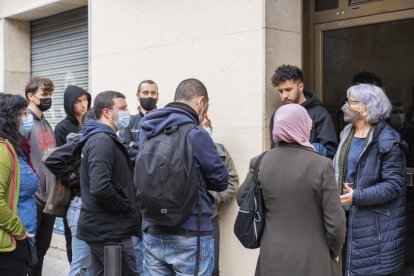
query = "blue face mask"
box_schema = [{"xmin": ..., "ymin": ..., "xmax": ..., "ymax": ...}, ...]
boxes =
[
  {"xmin": 19, "ymin": 113, "xmax": 34, "ymax": 136},
  {"xmin": 111, "ymin": 110, "xmax": 130, "ymax": 130}
]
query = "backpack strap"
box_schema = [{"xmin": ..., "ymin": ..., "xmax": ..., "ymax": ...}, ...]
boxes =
[{"xmin": 253, "ymin": 151, "xmax": 267, "ymax": 185}]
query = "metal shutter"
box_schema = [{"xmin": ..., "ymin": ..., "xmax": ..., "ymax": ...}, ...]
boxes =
[{"xmin": 31, "ymin": 6, "xmax": 88, "ymax": 128}]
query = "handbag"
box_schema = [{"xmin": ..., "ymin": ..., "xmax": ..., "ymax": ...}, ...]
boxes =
[
  {"xmin": 234, "ymin": 152, "xmax": 267, "ymax": 249},
  {"xmin": 0, "ymin": 139, "xmax": 18, "ymax": 252},
  {"xmin": 42, "ymin": 147, "xmax": 72, "ymax": 217}
]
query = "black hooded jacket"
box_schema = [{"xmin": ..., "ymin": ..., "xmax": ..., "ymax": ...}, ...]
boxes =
[
  {"xmin": 54, "ymin": 85, "xmax": 91, "ymax": 146},
  {"xmin": 270, "ymin": 90, "xmax": 338, "ymax": 158}
]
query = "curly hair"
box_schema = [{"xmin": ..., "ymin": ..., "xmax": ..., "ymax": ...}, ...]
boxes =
[
  {"xmin": 271, "ymin": 64, "xmax": 304, "ymax": 87},
  {"xmin": 0, "ymin": 93, "xmax": 29, "ymax": 153}
]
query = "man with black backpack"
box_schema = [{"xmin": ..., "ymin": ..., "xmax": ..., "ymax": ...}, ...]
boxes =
[{"xmin": 134, "ymin": 78, "xmax": 228, "ymax": 275}]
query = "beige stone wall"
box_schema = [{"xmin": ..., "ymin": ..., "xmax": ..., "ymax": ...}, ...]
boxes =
[{"xmin": 89, "ymin": 1, "xmax": 267, "ymax": 275}]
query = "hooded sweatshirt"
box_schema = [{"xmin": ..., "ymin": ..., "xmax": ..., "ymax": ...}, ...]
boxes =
[
  {"xmin": 270, "ymin": 90, "xmax": 338, "ymax": 158},
  {"xmin": 27, "ymin": 110, "xmax": 57, "ymax": 207},
  {"xmin": 74, "ymin": 121, "xmax": 140, "ymax": 241},
  {"xmin": 54, "ymin": 85, "xmax": 91, "ymax": 146},
  {"xmin": 138, "ymin": 102, "xmax": 228, "ymax": 232}
]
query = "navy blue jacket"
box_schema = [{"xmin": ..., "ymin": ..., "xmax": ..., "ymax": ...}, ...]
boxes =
[
  {"xmin": 334, "ymin": 121, "xmax": 407, "ymax": 275},
  {"xmin": 138, "ymin": 102, "xmax": 228, "ymax": 232}
]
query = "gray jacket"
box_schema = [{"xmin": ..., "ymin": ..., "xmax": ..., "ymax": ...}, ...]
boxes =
[
  {"xmin": 27, "ymin": 110, "xmax": 57, "ymax": 208},
  {"xmin": 209, "ymin": 143, "xmax": 239, "ymax": 218}
]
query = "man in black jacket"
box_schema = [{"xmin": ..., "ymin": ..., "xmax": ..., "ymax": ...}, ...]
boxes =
[
  {"xmin": 54, "ymin": 84, "xmax": 91, "ymax": 264},
  {"xmin": 75, "ymin": 91, "xmax": 140, "ymax": 275},
  {"xmin": 118, "ymin": 80, "xmax": 158, "ymax": 163},
  {"xmin": 269, "ymin": 65, "xmax": 338, "ymax": 158}
]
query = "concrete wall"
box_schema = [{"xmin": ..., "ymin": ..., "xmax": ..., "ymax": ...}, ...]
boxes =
[{"xmin": 89, "ymin": 2, "xmax": 266, "ymax": 273}]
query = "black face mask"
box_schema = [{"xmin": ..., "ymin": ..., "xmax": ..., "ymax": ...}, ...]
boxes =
[
  {"xmin": 37, "ymin": 98, "xmax": 52, "ymax": 112},
  {"xmin": 140, "ymin": 97, "xmax": 157, "ymax": 111}
]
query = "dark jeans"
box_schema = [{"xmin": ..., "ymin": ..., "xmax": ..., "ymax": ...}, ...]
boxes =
[
  {"xmin": 27, "ymin": 204, "xmax": 56, "ymax": 276},
  {"xmin": 0, "ymin": 239, "xmax": 28, "ymax": 276},
  {"xmin": 212, "ymin": 216, "xmax": 220, "ymax": 276},
  {"xmin": 87, "ymin": 237, "xmax": 138, "ymax": 276}
]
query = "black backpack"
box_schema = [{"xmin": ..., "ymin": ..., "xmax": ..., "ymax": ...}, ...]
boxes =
[
  {"xmin": 234, "ymin": 152, "xmax": 267, "ymax": 249},
  {"xmin": 134, "ymin": 123, "xmax": 199, "ymax": 227}
]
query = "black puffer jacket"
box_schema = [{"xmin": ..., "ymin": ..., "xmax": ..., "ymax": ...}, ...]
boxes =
[
  {"xmin": 75, "ymin": 121, "xmax": 140, "ymax": 242},
  {"xmin": 54, "ymin": 85, "xmax": 91, "ymax": 146}
]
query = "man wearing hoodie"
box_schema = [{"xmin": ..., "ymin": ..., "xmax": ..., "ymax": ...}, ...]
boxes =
[
  {"xmin": 54, "ymin": 84, "xmax": 91, "ymax": 264},
  {"xmin": 136, "ymin": 78, "xmax": 228, "ymax": 275},
  {"xmin": 24, "ymin": 77, "xmax": 57, "ymax": 276},
  {"xmin": 269, "ymin": 65, "xmax": 338, "ymax": 158},
  {"xmin": 75, "ymin": 91, "xmax": 140, "ymax": 275}
]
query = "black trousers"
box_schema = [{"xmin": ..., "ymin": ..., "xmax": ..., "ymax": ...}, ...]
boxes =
[
  {"xmin": 27, "ymin": 204, "xmax": 56, "ymax": 276},
  {"xmin": 0, "ymin": 239, "xmax": 28, "ymax": 276},
  {"xmin": 87, "ymin": 237, "xmax": 138, "ymax": 276},
  {"xmin": 63, "ymin": 216, "xmax": 72, "ymax": 263},
  {"xmin": 212, "ymin": 216, "xmax": 220, "ymax": 276}
]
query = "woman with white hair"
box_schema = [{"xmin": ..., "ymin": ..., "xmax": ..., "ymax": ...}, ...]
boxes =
[{"xmin": 334, "ymin": 84, "xmax": 407, "ymax": 275}]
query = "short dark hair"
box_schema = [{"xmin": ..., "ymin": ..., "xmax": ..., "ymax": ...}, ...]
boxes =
[
  {"xmin": 93, "ymin": 91, "xmax": 125, "ymax": 119},
  {"xmin": 174, "ymin": 78, "xmax": 208, "ymax": 102},
  {"xmin": 351, "ymin": 71, "xmax": 383, "ymax": 88},
  {"xmin": 25, "ymin": 77, "xmax": 54, "ymax": 98},
  {"xmin": 271, "ymin": 65, "xmax": 303, "ymax": 87},
  {"xmin": 137, "ymin": 80, "xmax": 158, "ymax": 94}
]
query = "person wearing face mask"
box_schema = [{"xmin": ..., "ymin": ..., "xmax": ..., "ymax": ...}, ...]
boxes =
[
  {"xmin": 136, "ymin": 79, "xmax": 228, "ymax": 275},
  {"xmin": 74, "ymin": 91, "xmax": 140, "ymax": 275},
  {"xmin": 118, "ymin": 80, "xmax": 159, "ymax": 165},
  {"xmin": 24, "ymin": 77, "xmax": 58, "ymax": 276},
  {"xmin": 334, "ymin": 84, "xmax": 407, "ymax": 276},
  {"xmin": 201, "ymin": 116, "xmax": 239, "ymax": 276},
  {"xmin": 389, "ymin": 102, "xmax": 414, "ymax": 167},
  {"xmin": 0, "ymin": 93, "xmax": 38, "ymax": 275}
]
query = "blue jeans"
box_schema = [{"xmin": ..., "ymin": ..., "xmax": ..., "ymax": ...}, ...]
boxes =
[
  {"xmin": 67, "ymin": 197, "xmax": 92, "ymax": 276},
  {"xmin": 132, "ymin": 236, "xmax": 144, "ymax": 275},
  {"xmin": 142, "ymin": 232, "xmax": 214, "ymax": 276}
]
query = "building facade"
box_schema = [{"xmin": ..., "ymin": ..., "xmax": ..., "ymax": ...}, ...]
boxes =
[{"xmin": 1, "ymin": 0, "xmax": 413, "ymax": 275}]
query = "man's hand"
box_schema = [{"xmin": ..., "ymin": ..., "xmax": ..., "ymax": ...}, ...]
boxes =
[{"xmin": 334, "ymin": 256, "xmax": 340, "ymax": 263}]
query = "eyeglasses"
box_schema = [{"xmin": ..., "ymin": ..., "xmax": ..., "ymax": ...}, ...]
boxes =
[{"xmin": 347, "ymin": 99, "xmax": 360, "ymax": 106}]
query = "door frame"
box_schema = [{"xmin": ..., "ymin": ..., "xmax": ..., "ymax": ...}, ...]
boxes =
[{"xmin": 312, "ymin": 8, "xmax": 414, "ymax": 100}]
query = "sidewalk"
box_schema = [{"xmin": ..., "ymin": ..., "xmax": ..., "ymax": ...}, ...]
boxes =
[{"xmin": 43, "ymin": 233, "xmax": 69, "ymax": 275}]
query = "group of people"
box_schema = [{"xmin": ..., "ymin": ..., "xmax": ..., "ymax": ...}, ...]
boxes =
[
  {"xmin": 237, "ymin": 65, "xmax": 408, "ymax": 276},
  {"xmin": 0, "ymin": 77, "xmax": 238, "ymax": 276},
  {"xmin": 0, "ymin": 64, "xmax": 410, "ymax": 276}
]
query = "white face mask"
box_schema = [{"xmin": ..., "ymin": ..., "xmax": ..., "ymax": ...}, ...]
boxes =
[{"xmin": 203, "ymin": 127, "xmax": 212, "ymax": 137}]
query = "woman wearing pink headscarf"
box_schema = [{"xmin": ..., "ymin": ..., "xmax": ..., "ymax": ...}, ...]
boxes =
[{"xmin": 236, "ymin": 104, "xmax": 346, "ymax": 276}]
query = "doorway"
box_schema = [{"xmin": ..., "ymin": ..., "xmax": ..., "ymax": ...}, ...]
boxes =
[{"xmin": 309, "ymin": 3, "xmax": 414, "ymax": 274}]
